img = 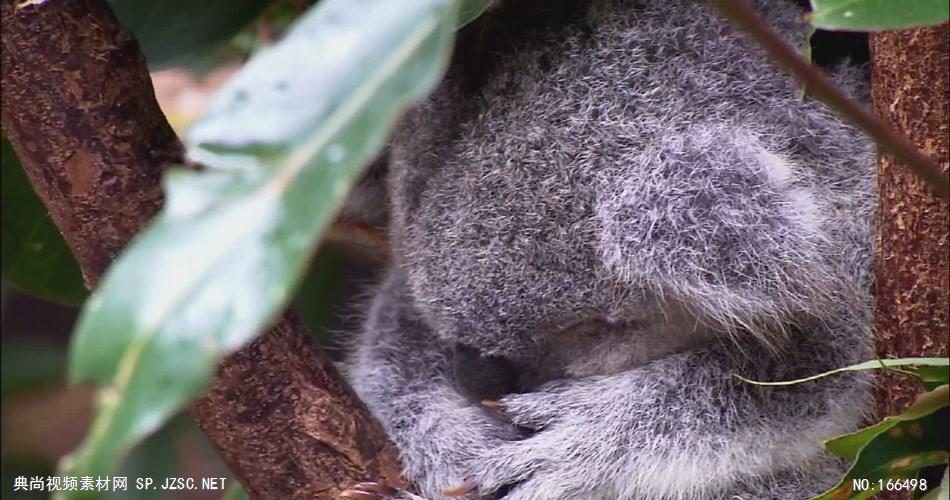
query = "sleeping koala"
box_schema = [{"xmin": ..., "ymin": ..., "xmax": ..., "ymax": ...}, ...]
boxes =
[{"xmin": 345, "ymin": 0, "xmax": 876, "ymax": 498}]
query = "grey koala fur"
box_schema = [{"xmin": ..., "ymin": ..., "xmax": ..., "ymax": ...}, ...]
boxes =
[{"xmin": 346, "ymin": 0, "xmax": 876, "ymax": 498}]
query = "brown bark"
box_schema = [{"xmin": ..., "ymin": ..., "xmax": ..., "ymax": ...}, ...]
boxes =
[
  {"xmin": 870, "ymin": 25, "xmax": 950, "ymax": 419},
  {"xmin": 191, "ymin": 312, "xmax": 406, "ymax": 499},
  {"xmin": 1, "ymin": 0, "xmax": 177, "ymax": 286},
  {"xmin": 1, "ymin": 0, "xmax": 406, "ymax": 498}
]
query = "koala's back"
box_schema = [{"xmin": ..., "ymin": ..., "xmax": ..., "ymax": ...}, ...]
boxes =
[{"xmin": 386, "ymin": 0, "xmax": 874, "ymax": 372}]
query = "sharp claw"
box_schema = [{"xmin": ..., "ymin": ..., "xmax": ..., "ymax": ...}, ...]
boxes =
[
  {"xmin": 349, "ymin": 482, "xmax": 400, "ymax": 496},
  {"xmin": 443, "ymin": 479, "xmax": 477, "ymax": 497},
  {"xmin": 480, "ymin": 399, "xmax": 499, "ymax": 408},
  {"xmin": 339, "ymin": 489, "xmax": 384, "ymax": 500}
]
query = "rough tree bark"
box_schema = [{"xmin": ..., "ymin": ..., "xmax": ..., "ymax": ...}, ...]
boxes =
[
  {"xmin": 1, "ymin": 0, "xmax": 407, "ymax": 498},
  {"xmin": 870, "ymin": 24, "xmax": 949, "ymax": 419}
]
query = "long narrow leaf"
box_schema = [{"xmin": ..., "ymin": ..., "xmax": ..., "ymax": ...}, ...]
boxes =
[
  {"xmin": 825, "ymin": 385, "xmax": 949, "ymax": 460},
  {"xmin": 809, "ymin": 0, "xmax": 949, "ymax": 31},
  {"xmin": 61, "ymin": 0, "xmax": 457, "ymax": 494},
  {"xmin": 734, "ymin": 358, "xmax": 949, "ymax": 386},
  {"xmin": 456, "ymin": 0, "xmax": 491, "ymax": 28}
]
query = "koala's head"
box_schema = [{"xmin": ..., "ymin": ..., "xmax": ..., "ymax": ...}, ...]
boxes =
[{"xmin": 376, "ymin": 0, "xmax": 874, "ymax": 369}]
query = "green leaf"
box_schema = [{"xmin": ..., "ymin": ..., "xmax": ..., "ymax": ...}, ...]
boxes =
[
  {"xmin": 1, "ymin": 138, "xmax": 87, "ymax": 306},
  {"xmin": 105, "ymin": 416, "xmax": 183, "ymax": 500},
  {"xmin": 913, "ymin": 365, "xmax": 950, "ymax": 391},
  {"xmin": 734, "ymin": 357, "xmax": 950, "ymax": 386},
  {"xmin": 809, "ymin": 0, "xmax": 950, "ymax": 31},
  {"xmin": 814, "ymin": 411, "xmax": 949, "ymax": 499},
  {"xmin": 457, "ymin": 0, "xmax": 491, "ymax": 28},
  {"xmin": 108, "ymin": 0, "xmax": 270, "ymax": 69},
  {"xmin": 61, "ymin": 0, "xmax": 457, "ymax": 493},
  {"xmin": 815, "ymin": 386, "xmax": 949, "ymax": 500},
  {"xmin": 825, "ymin": 385, "xmax": 949, "ymax": 460}
]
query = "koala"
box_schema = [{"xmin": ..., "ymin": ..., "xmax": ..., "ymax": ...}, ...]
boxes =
[{"xmin": 345, "ymin": 0, "xmax": 876, "ymax": 499}]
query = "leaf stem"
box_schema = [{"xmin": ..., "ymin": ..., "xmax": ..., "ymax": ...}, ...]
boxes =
[{"xmin": 710, "ymin": 0, "xmax": 949, "ymax": 200}]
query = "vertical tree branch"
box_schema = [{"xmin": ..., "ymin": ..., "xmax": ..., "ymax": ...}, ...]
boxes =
[
  {"xmin": 1, "ymin": 0, "xmax": 406, "ymax": 497},
  {"xmin": 871, "ymin": 24, "xmax": 949, "ymax": 418}
]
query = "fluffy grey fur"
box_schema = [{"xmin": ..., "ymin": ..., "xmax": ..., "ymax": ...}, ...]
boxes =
[{"xmin": 346, "ymin": 0, "xmax": 876, "ymax": 498}]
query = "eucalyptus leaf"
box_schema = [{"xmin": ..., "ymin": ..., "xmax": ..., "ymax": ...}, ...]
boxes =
[
  {"xmin": 913, "ymin": 365, "xmax": 950, "ymax": 391},
  {"xmin": 825, "ymin": 385, "xmax": 949, "ymax": 461},
  {"xmin": 734, "ymin": 357, "xmax": 950, "ymax": 386},
  {"xmin": 1, "ymin": 138, "xmax": 87, "ymax": 306},
  {"xmin": 106, "ymin": 416, "xmax": 183, "ymax": 500},
  {"xmin": 814, "ymin": 409, "xmax": 949, "ymax": 500},
  {"xmin": 60, "ymin": 0, "xmax": 457, "ymax": 492},
  {"xmin": 809, "ymin": 0, "xmax": 949, "ymax": 31},
  {"xmin": 108, "ymin": 0, "xmax": 269, "ymax": 69},
  {"xmin": 457, "ymin": 0, "xmax": 491, "ymax": 28}
]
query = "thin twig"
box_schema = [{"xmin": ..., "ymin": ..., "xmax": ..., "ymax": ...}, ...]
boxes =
[{"xmin": 710, "ymin": 0, "xmax": 949, "ymax": 200}]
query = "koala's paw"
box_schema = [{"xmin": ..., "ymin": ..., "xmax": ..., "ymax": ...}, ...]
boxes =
[
  {"xmin": 465, "ymin": 379, "xmax": 630, "ymax": 500},
  {"xmin": 388, "ymin": 402, "xmax": 528, "ymax": 500},
  {"xmin": 340, "ymin": 482, "xmax": 428, "ymax": 500}
]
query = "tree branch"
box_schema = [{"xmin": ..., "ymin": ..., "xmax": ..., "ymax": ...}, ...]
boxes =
[
  {"xmin": 710, "ymin": 0, "xmax": 950, "ymax": 200},
  {"xmin": 1, "ymin": 0, "xmax": 406, "ymax": 497},
  {"xmin": 870, "ymin": 25, "xmax": 949, "ymax": 418}
]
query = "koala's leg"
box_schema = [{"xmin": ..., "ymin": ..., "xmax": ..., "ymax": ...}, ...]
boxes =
[{"xmin": 347, "ymin": 271, "xmax": 521, "ymax": 500}]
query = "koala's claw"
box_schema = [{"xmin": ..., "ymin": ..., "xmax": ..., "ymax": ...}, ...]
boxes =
[
  {"xmin": 340, "ymin": 482, "xmax": 423, "ymax": 500},
  {"xmin": 339, "ymin": 490, "xmax": 383, "ymax": 500},
  {"xmin": 442, "ymin": 480, "xmax": 476, "ymax": 497}
]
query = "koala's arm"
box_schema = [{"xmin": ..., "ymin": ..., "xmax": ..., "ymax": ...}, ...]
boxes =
[
  {"xmin": 466, "ymin": 314, "xmax": 872, "ymax": 500},
  {"xmin": 351, "ymin": 271, "xmax": 872, "ymax": 500},
  {"xmin": 349, "ymin": 271, "xmax": 521, "ymax": 500},
  {"xmin": 352, "ymin": 297, "xmax": 870, "ymax": 500}
]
